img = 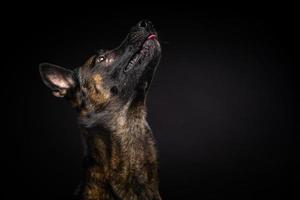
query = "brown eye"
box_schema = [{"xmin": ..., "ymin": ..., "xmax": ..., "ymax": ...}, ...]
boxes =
[{"xmin": 96, "ymin": 56, "xmax": 105, "ymax": 63}]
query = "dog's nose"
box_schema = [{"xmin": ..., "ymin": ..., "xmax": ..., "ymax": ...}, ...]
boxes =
[
  {"xmin": 138, "ymin": 20, "xmax": 148, "ymax": 28},
  {"xmin": 138, "ymin": 20, "xmax": 153, "ymax": 30}
]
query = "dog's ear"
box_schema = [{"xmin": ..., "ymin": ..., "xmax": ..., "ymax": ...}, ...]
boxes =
[{"xmin": 39, "ymin": 63, "xmax": 77, "ymax": 97}]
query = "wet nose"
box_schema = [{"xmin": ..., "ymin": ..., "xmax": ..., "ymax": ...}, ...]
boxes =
[{"xmin": 138, "ymin": 20, "xmax": 154, "ymax": 31}]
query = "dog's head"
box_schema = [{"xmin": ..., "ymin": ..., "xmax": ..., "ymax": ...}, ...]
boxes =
[{"xmin": 40, "ymin": 21, "xmax": 161, "ymax": 114}]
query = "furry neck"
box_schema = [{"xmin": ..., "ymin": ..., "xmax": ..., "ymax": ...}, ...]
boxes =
[
  {"xmin": 78, "ymin": 101, "xmax": 156, "ymax": 174},
  {"xmin": 77, "ymin": 103, "xmax": 160, "ymax": 199}
]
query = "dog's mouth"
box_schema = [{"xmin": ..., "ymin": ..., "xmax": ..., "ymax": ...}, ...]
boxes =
[{"xmin": 124, "ymin": 34, "xmax": 159, "ymax": 72}]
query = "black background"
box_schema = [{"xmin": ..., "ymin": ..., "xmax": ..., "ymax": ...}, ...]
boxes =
[{"xmin": 4, "ymin": 4, "xmax": 298, "ymax": 200}]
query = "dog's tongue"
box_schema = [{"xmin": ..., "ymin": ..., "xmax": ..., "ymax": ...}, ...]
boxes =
[{"xmin": 147, "ymin": 34, "xmax": 157, "ymax": 40}]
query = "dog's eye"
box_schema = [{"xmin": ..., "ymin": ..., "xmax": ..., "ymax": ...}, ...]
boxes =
[{"xmin": 96, "ymin": 56, "xmax": 105, "ymax": 63}]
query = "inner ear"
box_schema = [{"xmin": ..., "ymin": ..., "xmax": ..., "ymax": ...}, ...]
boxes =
[{"xmin": 39, "ymin": 63, "xmax": 77, "ymax": 97}]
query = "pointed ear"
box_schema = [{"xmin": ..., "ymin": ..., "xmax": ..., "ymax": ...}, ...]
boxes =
[{"xmin": 39, "ymin": 63, "xmax": 77, "ymax": 97}]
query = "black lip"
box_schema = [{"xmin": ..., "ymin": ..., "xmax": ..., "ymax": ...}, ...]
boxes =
[{"xmin": 125, "ymin": 34, "xmax": 158, "ymax": 72}]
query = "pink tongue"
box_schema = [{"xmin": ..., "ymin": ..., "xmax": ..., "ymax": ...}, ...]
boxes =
[{"xmin": 147, "ymin": 34, "xmax": 157, "ymax": 40}]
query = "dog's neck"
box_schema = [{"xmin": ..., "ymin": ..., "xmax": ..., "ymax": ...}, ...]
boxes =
[
  {"xmin": 77, "ymin": 101, "xmax": 160, "ymax": 199},
  {"xmin": 78, "ymin": 100, "xmax": 147, "ymax": 131}
]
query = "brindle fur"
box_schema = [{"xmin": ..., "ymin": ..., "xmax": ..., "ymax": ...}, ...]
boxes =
[{"xmin": 39, "ymin": 21, "xmax": 162, "ymax": 200}]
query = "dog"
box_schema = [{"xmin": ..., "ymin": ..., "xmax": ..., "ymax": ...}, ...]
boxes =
[{"xmin": 39, "ymin": 20, "xmax": 162, "ymax": 200}]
